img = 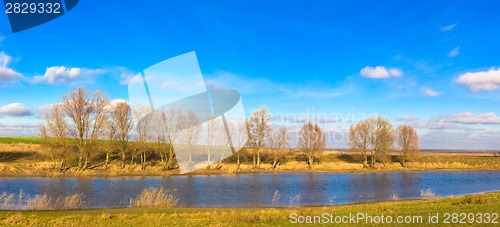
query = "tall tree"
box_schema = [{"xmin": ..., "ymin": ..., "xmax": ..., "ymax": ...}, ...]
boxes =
[
  {"xmin": 270, "ymin": 126, "xmax": 290, "ymax": 169},
  {"xmin": 184, "ymin": 110, "xmax": 202, "ymax": 165},
  {"xmin": 348, "ymin": 118, "xmax": 375, "ymax": 168},
  {"xmin": 109, "ymin": 101, "xmax": 133, "ymax": 169},
  {"xmin": 246, "ymin": 106, "xmax": 272, "ymax": 168},
  {"xmin": 62, "ymin": 86, "xmax": 109, "ymax": 170},
  {"xmin": 39, "ymin": 103, "xmax": 69, "ymax": 170},
  {"xmin": 151, "ymin": 110, "xmax": 167, "ymax": 168},
  {"xmin": 132, "ymin": 104, "xmax": 154, "ymax": 170},
  {"xmin": 163, "ymin": 107, "xmax": 182, "ymax": 169},
  {"xmin": 298, "ymin": 122, "xmax": 325, "ymax": 169},
  {"xmin": 371, "ymin": 116, "xmax": 394, "ymax": 167},
  {"xmin": 104, "ymin": 115, "xmax": 116, "ymax": 169},
  {"xmin": 396, "ymin": 124, "xmax": 419, "ymax": 167},
  {"xmin": 205, "ymin": 114, "xmax": 221, "ymax": 170}
]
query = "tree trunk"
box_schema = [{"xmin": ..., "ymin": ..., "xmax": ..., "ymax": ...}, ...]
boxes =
[
  {"xmin": 370, "ymin": 150, "xmax": 376, "ymax": 167},
  {"xmin": 252, "ymin": 152, "xmax": 256, "ymax": 169},
  {"xmin": 236, "ymin": 153, "xmax": 240, "ymax": 170},
  {"xmin": 121, "ymin": 151, "xmax": 126, "ymax": 169},
  {"xmin": 78, "ymin": 147, "xmax": 84, "ymax": 169},
  {"xmin": 82, "ymin": 154, "xmax": 89, "ymax": 170},
  {"xmin": 207, "ymin": 153, "xmax": 211, "ymax": 170},
  {"xmin": 308, "ymin": 155, "xmax": 313, "ymax": 169},
  {"xmin": 257, "ymin": 150, "xmax": 261, "ymax": 168},
  {"xmin": 105, "ymin": 151, "xmax": 110, "ymax": 169},
  {"xmin": 363, "ymin": 151, "xmax": 368, "ymax": 168}
]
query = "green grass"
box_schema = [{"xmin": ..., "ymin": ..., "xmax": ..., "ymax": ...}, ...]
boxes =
[
  {"xmin": 0, "ymin": 137, "xmax": 43, "ymax": 144},
  {"xmin": 0, "ymin": 192, "xmax": 498, "ymax": 226}
]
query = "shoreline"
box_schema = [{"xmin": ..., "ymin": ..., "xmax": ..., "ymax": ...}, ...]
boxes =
[{"xmin": 1, "ymin": 167, "xmax": 499, "ymax": 179}]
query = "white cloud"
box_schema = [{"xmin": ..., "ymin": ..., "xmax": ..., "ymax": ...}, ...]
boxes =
[
  {"xmin": 412, "ymin": 120, "xmax": 466, "ymax": 130},
  {"xmin": 33, "ymin": 66, "xmax": 107, "ymax": 84},
  {"xmin": 445, "ymin": 112, "xmax": 500, "ymax": 124},
  {"xmin": 360, "ymin": 66, "xmax": 403, "ymax": 79},
  {"xmin": 33, "ymin": 66, "xmax": 80, "ymax": 84},
  {"xmin": 440, "ymin": 23, "xmax": 456, "ymax": 31},
  {"xmin": 105, "ymin": 99, "xmax": 130, "ymax": 111},
  {"xmin": 447, "ymin": 47, "xmax": 460, "ymax": 57},
  {"xmin": 398, "ymin": 116, "xmax": 420, "ymax": 122},
  {"xmin": 0, "ymin": 103, "xmax": 32, "ymax": 117},
  {"xmin": 0, "ymin": 52, "xmax": 21, "ymax": 83},
  {"xmin": 456, "ymin": 68, "xmax": 500, "ymax": 92},
  {"xmin": 421, "ymin": 87, "xmax": 442, "ymax": 97}
]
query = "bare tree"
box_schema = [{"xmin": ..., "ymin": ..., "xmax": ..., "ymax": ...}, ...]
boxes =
[
  {"xmin": 132, "ymin": 104, "xmax": 154, "ymax": 170},
  {"xmin": 396, "ymin": 124, "xmax": 419, "ymax": 167},
  {"xmin": 298, "ymin": 122, "xmax": 325, "ymax": 169},
  {"xmin": 109, "ymin": 101, "xmax": 134, "ymax": 169},
  {"xmin": 269, "ymin": 125, "xmax": 290, "ymax": 169},
  {"xmin": 39, "ymin": 103, "xmax": 69, "ymax": 170},
  {"xmin": 205, "ymin": 114, "xmax": 221, "ymax": 170},
  {"xmin": 229, "ymin": 120, "xmax": 248, "ymax": 170},
  {"xmin": 62, "ymin": 86, "xmax": 109, "ymax": 170},
  {"xmin": 163, "ymin": 107, "xmax": 182, "ymax": 170},
  {"xmin": 348, "ymin": 118, "xmax": 375, "ymax": 168},
  {"xmin": 151, "ymin": 110, "xmax": 167, "ymax": 168},
  {"xmin": 371, "ymin": 116, "xmax": 394, "ymax": 167},
  {"xmin": 182, "ymin": 110, "xmax": 202, "ymax": 165},
  {"xmin": 104, "ymin": 115, "xmax": 116, "ymax": 169},
  {"xmin": 246, "ymin": 106, "xmax": 272, "ymax": 168}
]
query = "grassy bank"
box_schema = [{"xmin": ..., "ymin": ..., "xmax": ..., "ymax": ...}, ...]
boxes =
[
  {"xmin": 0, "ymin": 192, "xmax": 498, "ymax": 226},
  {"xmin": 0, "ymin": 138, "xmax": 499, "ymax": 177}
]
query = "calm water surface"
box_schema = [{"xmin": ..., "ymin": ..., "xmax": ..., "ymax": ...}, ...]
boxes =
[{"xmin": 0, "ymin": 171, "xmax": 498, "ymax": 208}]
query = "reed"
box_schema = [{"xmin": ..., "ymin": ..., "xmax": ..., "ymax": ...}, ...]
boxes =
[
  {"xmin": 0, "ymin": 191, "xmax": 84, "ymax": 210},
  {"xmin": 129, "ymin": 187, "xmax": 178, "ymax": 208}
]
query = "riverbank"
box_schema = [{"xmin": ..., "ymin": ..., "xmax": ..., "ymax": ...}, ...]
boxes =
[
  {"xmin": 0, "ymin": 192, "xmax": 498, "ymax": 226},
  {"xmin": 1, "ymin": 142, "xmax": 499, "ymax": 178}
]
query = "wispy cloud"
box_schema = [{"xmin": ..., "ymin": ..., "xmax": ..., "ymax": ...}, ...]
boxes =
[
  {"xmin": 205, "ymin": 70, "xmax": 354, "ymax": 99},
  {"xmin": 0, "ymin": 52, "xmax": 22, "ymax": 84},
  {"xmin": 0, "ymin": 123, "xmax": 39, "ymax": 137},
  {"xmin": 360, "ymin": 66, "xmax": 402, "ymax": 79},
  {"xmin": 397, "ymin": 116, "xmax": 420, "ymax": 122},
  {"xmin": 439, "ymin": 112, "xmax": 500, "ymax": 124},
  {"xmin": 440, "ymin": 23, "xmax": 456, "ymax": 31},
  {"xmin": 447, "ymin": 47, "xmax": 460, "ymax": 57},
  {"xmin": 421, "ymin": 87, "xmax": 442, "ymax": 97},
  {"xmin": 456, "ymin": 68, "xmax": 500, "ymax": 92}
]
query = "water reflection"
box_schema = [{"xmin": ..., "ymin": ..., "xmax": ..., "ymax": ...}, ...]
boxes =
[{"xmin": 0, "ymin": 171, "xmax": 498, "ymax": 209}]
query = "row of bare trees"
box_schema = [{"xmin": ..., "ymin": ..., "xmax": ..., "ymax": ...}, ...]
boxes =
[
  {"xmin": 39, "ymin": 86, "xmax": 418, "ymax": 171},
  {"xmin": 348, "ymin": 116, "xmax": 419, "ymax": 168}
]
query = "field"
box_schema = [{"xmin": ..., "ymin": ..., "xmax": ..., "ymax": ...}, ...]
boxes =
[
  {"xmin": 0, "ymin": 137, "xmax": 499, "ymax": 177},
  {"xmin": 0, "ymin": 192, "xmax": 498, "ymax": 226}
]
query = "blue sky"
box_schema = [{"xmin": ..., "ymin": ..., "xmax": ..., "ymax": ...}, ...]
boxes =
[{"xmin": 1, "ymin": 0, "xmax": 500, "ymax": 149}]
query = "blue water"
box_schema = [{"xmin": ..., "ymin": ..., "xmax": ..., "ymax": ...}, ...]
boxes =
[{"xmin": 0, "ymin": 171, "xmax": 498, "ymax": 208}]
